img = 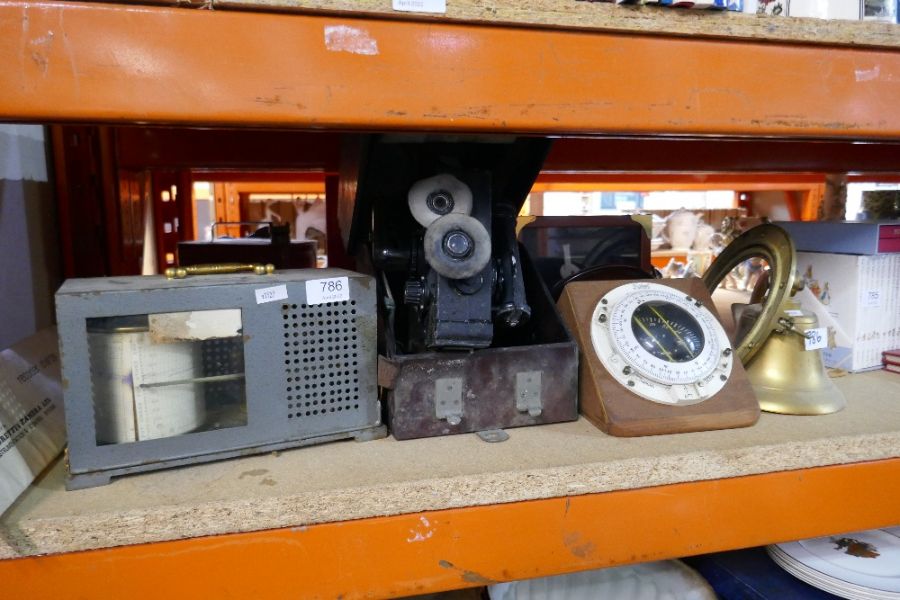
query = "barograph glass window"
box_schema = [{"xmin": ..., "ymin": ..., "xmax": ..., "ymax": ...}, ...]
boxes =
[{"xmin": 86, "ymin": 310, "xmax": 248, "ymax": 446}]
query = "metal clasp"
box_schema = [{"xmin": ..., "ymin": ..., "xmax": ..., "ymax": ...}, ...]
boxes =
[
  {"xmin": 435, "ymin": 377, "xmax": 463, "ymax": 426},
  {"xmin": 516, "ymin": 371, "xmax": 543, "ymax": 417}
]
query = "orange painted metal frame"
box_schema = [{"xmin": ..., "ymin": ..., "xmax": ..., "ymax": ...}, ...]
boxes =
[
  {"xmin": 532, "ymin": 182, "xmax": 823, "ymax": 192},
  {"xmin": 3, "ymin": 1, "xmax": 900, "ymax": 138},
  {"xmin": 3, "ymin": 458, "xmax": 899, "ymax": 599},
  {"xmin": 533, "ymin": 173, "xmax": 828, "ymax": 187}
]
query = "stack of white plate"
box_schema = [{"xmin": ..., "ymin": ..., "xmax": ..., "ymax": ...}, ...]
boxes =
[
  {"xmin": 488, "ymin": 560, "xmax": 716, "ymax": 600},
  {"xmin": 767, "ymin": 527, "xmax": 900, "ymax": 599}
]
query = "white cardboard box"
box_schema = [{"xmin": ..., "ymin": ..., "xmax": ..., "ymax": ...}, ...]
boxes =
[
  {"xmin": 789, "ymin": 0, "xmax": 861, "ymax": 18},
  {"xmin": 797, "ymin": 253, "xmax": 900, "ymax": 372},
  {"xmin": 0, "ymin": 328, "xmax": 66, "ymax": 515}
]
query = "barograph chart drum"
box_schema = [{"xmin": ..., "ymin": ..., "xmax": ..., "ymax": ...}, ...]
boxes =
[{"xmin": 87, "ymin": 316, "xmax": 205, "ymax": 444}]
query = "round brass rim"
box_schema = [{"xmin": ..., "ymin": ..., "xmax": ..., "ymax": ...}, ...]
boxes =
[{"xmin": 702, "ymin": 223, "xmax": 796, "ymax": 365}]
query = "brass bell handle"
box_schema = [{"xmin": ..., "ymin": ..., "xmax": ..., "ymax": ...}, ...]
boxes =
[
  {"xmin": 165, "ymin": 263, "xmax": 275, "ymax": 279},
  {"xmin": 776, "ymin": 316, "xmax": 808, "ymax": 339}
]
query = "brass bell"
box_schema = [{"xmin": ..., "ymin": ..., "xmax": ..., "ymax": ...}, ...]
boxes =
[{"xmin": 734, "ymin": 299, "xmax": 845, "ymax": 415}]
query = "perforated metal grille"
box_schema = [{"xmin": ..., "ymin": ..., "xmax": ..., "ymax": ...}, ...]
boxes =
[
  {"xmin": 282, "ymin": 301, "xmax": 361, "ymax": 419},
  {"xmin": 200, "ymin": 337, "xmax": 246, "ymax": 407},
  {"xmin": 201, "ymin": 337, "xmax": 244, "ymax": 377}
]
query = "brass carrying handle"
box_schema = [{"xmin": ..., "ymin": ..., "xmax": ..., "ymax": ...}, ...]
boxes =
[{"xmin": 165, "ymin": 263, "xmax": 275, "ymax": 279}]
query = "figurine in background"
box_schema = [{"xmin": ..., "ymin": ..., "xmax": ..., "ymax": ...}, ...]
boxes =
[
  {"xmin": 717, "ymin": 218, "xmax": 743, "ymax": 290},
  {"xmin": 650, "ymin": 214, "xmax": 666, "ymax": 251},
  {"xmin": 819, "ymin": 282, "xmax": 831, "ymax": 306},
  {"xmin": 662, "ymin": 257, "xmax": 700, "ymax": 279},
  {"xmin": 693, "ymin": 221, "xmax": 717, "ymax": 252},
  {"xmin": 742, "ymin": 257, "xmax": 767, "ymax": 292},
  {"xmin": 720, "ymin": 215, "xmax": 739, "ymax": 241},
  {"xmin": 710, "ymin": 216, "xmax": 739, "ymax": 257},
  {"xmin": 723, "ymin": 260, "xmax": 748, "ymax": 290},
  {"xmin": 713, "ymin": 215, "xmax": 775, "ymax": 291},
  {"xmin": 861, "ymin": 191, "xmax": 900, "ymax": 220},
  {"xmin": 661, "ymin": 209, "xmax": 702, "ymax": 251},
  {"xmin": 803, "ymin": 265, "xmax": 822, "ymax": 299},
  {"xmin": 662, "ymin": 257, "xmax": 687, "ymax": 278}
]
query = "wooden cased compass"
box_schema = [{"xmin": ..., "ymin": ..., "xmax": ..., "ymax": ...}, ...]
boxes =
[{"xmin": 558, "ymin": 277, "xmax": 759, "ymax": 437}]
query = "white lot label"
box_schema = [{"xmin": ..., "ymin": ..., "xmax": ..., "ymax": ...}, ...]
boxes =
[
  {"xmin": 255, "ymin": 284, "xmax": 289, "ymax": 305},
  {"xmin": 393, "ymin": 0, "xmax": 446, "ymax": 13},
  {"xmin": 804, "ymin": 327, "xmax": 828, "ymax": 351},
  {"xmin": 306, "ymin": 277, "xmax": 350, "ymax": 305}
]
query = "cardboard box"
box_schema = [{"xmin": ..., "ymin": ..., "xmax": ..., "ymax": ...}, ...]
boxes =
[
  {"xmin": 0, "ymin": 328, "xmax": 65, "ymax": 515},
  {"xmin": 788, "ymin": 0, "xmax": 861, "ymax": 18},
  {"xmin": 862, "ymin": 0, "xmax": 898, "ymax": 21},
  {"xmin": 743, "ymin": 0, "xmax": 788, "ymax": 14},
  {"xmin": 797, "ymin": 252, "xmax": 900, "ymax": 372},
  {"xmin": 777, "ymin": 220, "xmax": 900, "ymax": 255}
]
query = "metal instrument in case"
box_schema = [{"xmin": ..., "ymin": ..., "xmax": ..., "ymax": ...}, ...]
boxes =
[
  {"xmin": 55, "ymin": 267, "xmax": 385, "ymax": 489},
  {"xmin": 341, "ymin": 135, "xmax": 579, "ymax": 439}
]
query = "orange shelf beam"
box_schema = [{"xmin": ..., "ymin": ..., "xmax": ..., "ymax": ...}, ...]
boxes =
[
  {"xmin": 229, "ymin": 182, "xmax": 325, "ymax": 194},
  {"xmin": 543, "ymin": 139, "xmax": 900, "ymax": 173},
  {"xmin": 531, "ymin": 182, "xmax": 823, "ymax": 193},
  {"xmin": 188, "ymin": 171, "xmax": 328, "ymax": 184},
  {"xmin": 533, "ymin": 172, "xmax": 828, "ymax": 189},
  {"xmin": 2, "ymin": 458, "xmax": 899, "ymax": 599},
  {"xmin": 3, "ymin": 1, "xmax": 900, "ymax": 137}
]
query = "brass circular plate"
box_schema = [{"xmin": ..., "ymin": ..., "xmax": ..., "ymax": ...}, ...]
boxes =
[{"xmin": 702, "ymin": 223, "xmax": 796, "ymax": 364}]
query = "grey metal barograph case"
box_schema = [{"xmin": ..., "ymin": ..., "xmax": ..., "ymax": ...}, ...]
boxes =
[{"xmin": 56, "ymin": 268, "xmax": 384, "ymax": 489}]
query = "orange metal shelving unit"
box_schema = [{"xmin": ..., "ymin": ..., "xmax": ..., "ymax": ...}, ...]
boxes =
[
  {"xmin": 2, "ymin": 0, "xmax": 900, "ymax": 138},
  {"xmin": 1, "ymin": 459, "xmax": 899, "ymax": 598},
  {"xmin": 2, "ymin": 1, "xmax": 900, "ymax": 597}
]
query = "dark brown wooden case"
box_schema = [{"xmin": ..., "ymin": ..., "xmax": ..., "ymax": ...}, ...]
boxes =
[
  {"xmin": 557, "ymin": 277, "xmax": 760, "ymax": 437},
  {"xmin": 379, "ymin": 245, "xmax": 579, "ymax": 440}
]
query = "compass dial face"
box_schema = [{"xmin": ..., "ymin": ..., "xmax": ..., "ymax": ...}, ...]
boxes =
[
  {"xmin": 631, "ymin": 301, "xmax": 705, "ymax": 364},
  {"xmin": 590, "ymin": 282, "xmax": 733, "ymax": 406}
]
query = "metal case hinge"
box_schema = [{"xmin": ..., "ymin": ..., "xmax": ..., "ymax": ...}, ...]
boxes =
[
  {"xmin": 435, "ymin": 377, "xmax": 463, "ymax": 425},
  {"xmin": 516, "ymin": 371, "xmax": 543, "ymax": 417}
]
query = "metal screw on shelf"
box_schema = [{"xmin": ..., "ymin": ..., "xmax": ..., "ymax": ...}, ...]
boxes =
[{"xmin": 476, "ymin": 429, "xmax": 509, "ymax": 443}]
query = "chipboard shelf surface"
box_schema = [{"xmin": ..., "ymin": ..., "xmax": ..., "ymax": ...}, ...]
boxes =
[{"xmin": 3, "ymin": 370, "xmax": 899, "ymax": 559}]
